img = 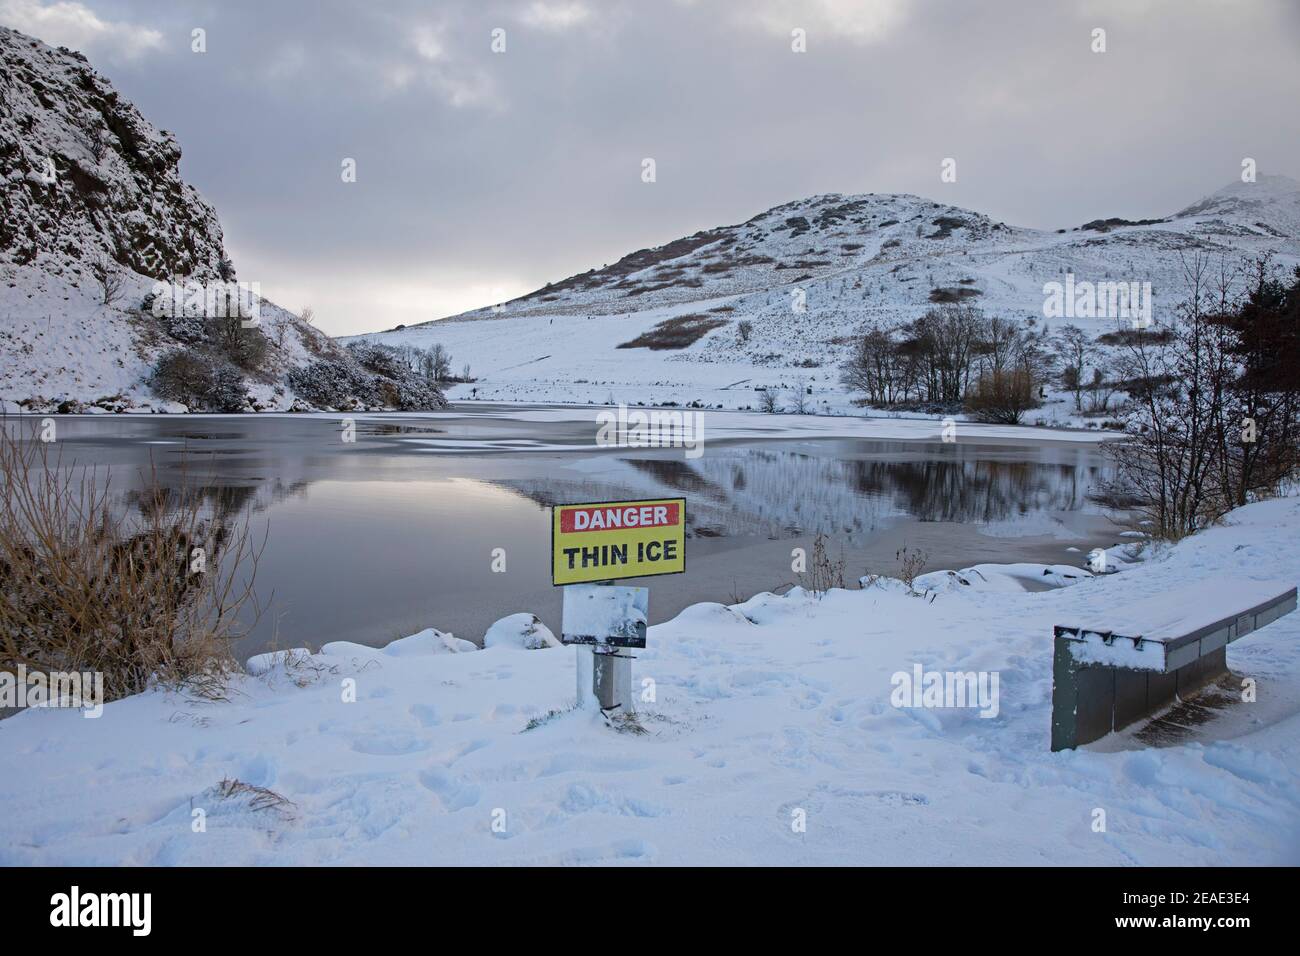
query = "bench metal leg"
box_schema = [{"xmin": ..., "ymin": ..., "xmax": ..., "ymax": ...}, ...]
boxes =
[
  {"xmin": 1052, "ymin": 639, "xmax": 1235, "ymax": 751},
  {"xmin": 1051, "ymin": 633, "xmax": 1081, "ymax": 752}
]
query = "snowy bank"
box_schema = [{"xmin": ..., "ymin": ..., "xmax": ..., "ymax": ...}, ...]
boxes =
[{"xmin": 2, "ymin": 499, "xmax": 1298, "ymax": 866}]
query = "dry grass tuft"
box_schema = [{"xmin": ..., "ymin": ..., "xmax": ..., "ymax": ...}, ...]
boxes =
[
  {"xmin": 799, "ymin": 532, "xmax": 845, "ymax": 598},
  {"xmin": 0, "ymin": 426, "xmax": 263, "ymax": 703},
  {"xmin": 215, "ymin": 778, "xmax": 297, "ymax": 816}
]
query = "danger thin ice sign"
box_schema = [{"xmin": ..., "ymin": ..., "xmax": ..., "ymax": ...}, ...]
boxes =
[{"xmin": 551, "ymin": 497, "xmax": 686, "ymax": 586}]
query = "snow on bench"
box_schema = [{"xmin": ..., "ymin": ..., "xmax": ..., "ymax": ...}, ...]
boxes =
[
  {"xmin": 1056, "ymin": 579, "xmax": 1297, "ymax": 672},
  {"xmin": 1050, "ymin": 579, "xmax": 1296, "ymax": 751}
]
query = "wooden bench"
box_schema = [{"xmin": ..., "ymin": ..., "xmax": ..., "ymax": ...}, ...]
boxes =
[{"xmin": 1050, "ymin": 579, "xmax": 1297, "ymax": 751}]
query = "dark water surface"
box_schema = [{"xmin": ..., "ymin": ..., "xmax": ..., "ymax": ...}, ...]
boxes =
[{"xmin": 6, "ymin": 407, "xmax": 1117, "ymax": 657}]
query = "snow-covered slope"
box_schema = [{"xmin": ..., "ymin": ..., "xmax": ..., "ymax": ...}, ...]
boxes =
[
  {"xmin": 355, "ymin": 176, "xmax": 1300, "ymax": 411},
  {"xmin": 0, "ymin": 26, "xmax": 443, "ymax": 414}
]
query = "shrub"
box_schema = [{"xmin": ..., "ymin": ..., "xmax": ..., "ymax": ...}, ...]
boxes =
[
  {"xmin": 895, "ymin": 545, "xmax": 929, "ymax": 593},
  {"xmin": 965, "ymin": 367, "xmax": 1038, "ymax": 424},
  {"xmin": 288, "ymin": 359, "xmax": 376, "ymax": 409},
  {"xmin": 207, "ymin": 365, "xmax": 251, "ymax": 412},
  {"xmin": 213, "ymin": 317, "xmax": 270, "ymax": 372},
  {"xmin": 0, "ymin": 431, "xmax": 258, "ymax": 702},
  {"xmin": 1096, "ymin": 327, "xmax": 1173, "ymax": 347},
  {"xmin": 1104, "ymin": 256, "xmax": 1300, "ymax": 538},
  {"xmin": 162, "ymin": 311, "xmax": 210, "ymax": 345},
  {"xmin": 799, "ymin": 533, "xmax": 844, "ymax": 598},
  {"xmin": 289, "ymin": 349, "xmax": 447, "ymax": 412},
  {"xmin": 928, "ymin": 286, "xmax": 982, "ymax": 303},
  {"xmin": 150, "ymin": 351, "xmax": 211, "ymax": 408},
  {"xmin": 348, "ymin": 341, "xmax": 406, "ymax": 378},
  {"xmin": 150, "ymin": 351, "xmax": 249, "ymax": 412}
]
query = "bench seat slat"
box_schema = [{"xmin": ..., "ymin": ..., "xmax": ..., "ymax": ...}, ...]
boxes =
[{"xmin": 1054, "ymin": 580, "xmax": 1296, "ymax": 672}]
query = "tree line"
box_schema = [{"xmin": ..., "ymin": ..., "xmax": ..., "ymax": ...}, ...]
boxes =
[
  {"xmin": 1104, "ymin": 255, "xmax": 1300, "ymax": 538},
  {"xmin": 839, "ymin": 304, "xmax": 1054, "ymax": 423}
]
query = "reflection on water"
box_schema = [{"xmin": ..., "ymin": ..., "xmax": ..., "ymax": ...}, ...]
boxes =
[
  {"xmin": 2, "ymin": 411, "xmax": 1113, "ymax": 655},
  {"xmin": 516, "ymin": 441, "xmax": 1101, "ymax": 539}
]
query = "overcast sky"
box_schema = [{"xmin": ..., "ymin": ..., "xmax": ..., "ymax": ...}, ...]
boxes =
[{"xmin": 4, "ymin": 0, "xmax": 1299, "ymax": 336}]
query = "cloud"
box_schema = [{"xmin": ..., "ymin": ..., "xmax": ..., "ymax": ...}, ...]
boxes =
[
  {"xmin": 740, "ymin": 0, "xmax": 909, "ymax": 44},
  {"xmin": 412, "ymin": 25, "xmax": 444, "ymax": 61},
  {"xmin": 379, "ymin": 22, "xmax": 501, "ymax": 108},
  {"xmin": 30, "ymin": 0, "xmax": 1296, "ymax": 337},
  {"xmin": 520, "ymin": 1, "xmax": 592, "ymax": 32},
  {"xmin": 0, "ymin": 0, "xmax": 162, "ymax": 61}
]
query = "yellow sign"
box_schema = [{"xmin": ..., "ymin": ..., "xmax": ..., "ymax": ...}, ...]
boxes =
[{"xmin": 552, "ymin": 498, "xmax": 686, "ymax": 586}]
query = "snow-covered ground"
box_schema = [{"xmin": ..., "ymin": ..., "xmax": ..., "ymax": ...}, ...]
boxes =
[{"xmin": 3, "ymin": 497, "xmax": 1297, "ymax": 866}]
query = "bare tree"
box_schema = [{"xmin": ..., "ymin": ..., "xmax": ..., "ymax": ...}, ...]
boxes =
[
  {"xmin": 1212, "ymin": 257, "xmax": 1300, "ymax": 510},
  {"xmin": 273, "ymin": 314, "xmax": 292, "ymax": 350},
  {"xmin": 1084, "ymin": 366, "xmax": 1120, "ymax": 414},
  {"xmin": 74, "ymin": 110, "xmax": 109, "ymax": 163},
  {"xmin": 419, "ymin": 343, "xmax": 452, "ymax": 382},
  {"xmin": 906, "ymin": 304, "xmax": 985, "ymax": 404},
  {"xmin": 1054, "ymin": 324, "xmax": 1093, "ymax": 411},
  {"xmin": 758, "ymin": 388, "xmax": 780, "ymax": 413},
  {"xmin": 789, "ymin": 377, "xmax": 810, "ymax": 415},
  {"xmin": 841, "ymin": 320, "xmax": 910, "ymax": 406},
  {"xmin": 433, "ymin": 345, "xmax": 451, "ymax": 381},
  {"xmin": 1103, "ymin": 253, "xmax": 1265, "ymax": 538},
  {"xmin": 90, "ymin": 256, "xmax": 126, "ymax": 307}
]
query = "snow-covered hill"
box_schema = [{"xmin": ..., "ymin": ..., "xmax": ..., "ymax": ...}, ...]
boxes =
[
  {"xmin": 354, "ymin": 176, "xmax": 1300, "ymax": 412},
  {"xmin": 0, "ymin": 26, "xmax": 443, "ymax": 414}
]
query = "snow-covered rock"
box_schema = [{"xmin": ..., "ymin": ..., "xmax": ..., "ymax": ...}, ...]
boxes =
[
  {"xmin": 245, "ymin": 647, "xmax": 316, "ymax": 677},
  {"xmin": 913, "ymin": 562, "xmax": 1095, "ymax": 593},
  {"xmin": 322, "ymin": 628, "xmax": 476, "ymax": 660},
  {"xmin": 483, "ymin": 613, "xmax": 560, "ymax": 650},
  {"xmin": 0, "ymin": 25, "xmax": 446, "ymax": 414}
]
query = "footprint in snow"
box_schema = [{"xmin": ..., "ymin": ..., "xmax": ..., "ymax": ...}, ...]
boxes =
[
  {"xmin": 418, "ymin": 767, "xmax": 482, "ymax": 811},
  {"xmin": 351, "ymin": 733, "xmax": 431, "ymax": 756},
  {"xmin": 408, "ymin": 703, "xmax": 441, "ymax": 728}
]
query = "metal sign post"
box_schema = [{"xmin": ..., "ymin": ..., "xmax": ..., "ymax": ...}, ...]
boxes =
[
  {"xmin": 552, "ymin": 498, "xmax": 685, "ymax": 717},
  {"xmin": 561, "ymin": 582, "xmax": 647, "ymax": 714}
]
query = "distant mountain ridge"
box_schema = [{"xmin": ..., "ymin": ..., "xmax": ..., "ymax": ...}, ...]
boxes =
[
  {"xmin": 418, "ymin": 173, "xmax": 1300, "ymax": 327},
  {"xmin": 355, "ymin": 175, "xmax": 1300, "ymax": 410}
]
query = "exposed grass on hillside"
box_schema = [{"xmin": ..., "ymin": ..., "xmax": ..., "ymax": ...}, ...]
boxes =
[{"xmin": 617, "ymin": 314, "xmax": 729, "ymax": 351}]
